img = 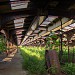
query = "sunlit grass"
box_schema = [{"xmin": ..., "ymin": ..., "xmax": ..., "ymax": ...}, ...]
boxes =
[
  {"xmin": 21, "ymin": 47, "xmax": 45, "ymax": 59},
  {"xmin": 20, "ymin": 46, "xmax": 47, "ymax": 75}
]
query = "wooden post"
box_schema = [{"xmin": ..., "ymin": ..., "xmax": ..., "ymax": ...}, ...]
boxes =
[{"xmin": 45, "ymin": 50, "xmax": 62, "ymax": 75}]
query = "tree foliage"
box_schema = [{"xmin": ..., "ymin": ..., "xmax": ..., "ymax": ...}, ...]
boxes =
[
  {"xmin": 0, "ymin": 35, "xmax": 7, "ymax": 53},
  {"xmin": 46, "ymin": 31, "xmax": 59, "ymax": 50}
]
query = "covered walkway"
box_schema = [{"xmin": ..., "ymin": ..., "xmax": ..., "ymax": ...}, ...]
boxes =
[{"xmin": 0, "ymin": 0, "xmax": 75, "ymax": 75}]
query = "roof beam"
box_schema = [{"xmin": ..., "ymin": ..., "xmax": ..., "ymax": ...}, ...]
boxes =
[
  {"xmin": 24, "ymin": 17, "xmax": 73, "ymax": 45},
  {"xmin": 21, "ymin": 16, "xmax": 40, "ymax": 45}
]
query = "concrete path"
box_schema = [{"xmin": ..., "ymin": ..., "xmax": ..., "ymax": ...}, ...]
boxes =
[{"xmin": 0, "ymin": 49, "xmax": 28, "ymax": 75}]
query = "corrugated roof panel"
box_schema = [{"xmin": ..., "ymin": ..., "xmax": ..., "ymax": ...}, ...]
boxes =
[{"xmin": 11, "ymin": 1, "xmax": 29, "ymax": 10}]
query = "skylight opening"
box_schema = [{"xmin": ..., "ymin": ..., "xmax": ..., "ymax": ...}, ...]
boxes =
[
  {"xmin": 17, "ymin": 36, "xmax": 22, "ymax": 38},
  {"xmin": 62, "ymin": 29, "xmax": 67, "ymax": 32},
  {"xmin": 15, "ymin": 23, "xmax": 24, "ymax": 27},
  {"xmin": 14, "ymin": 18, "xmax": 25, "ymax": 28},
  {"xmin": 34, "ymin": 30, "xmax": 40, "ymax": 33},
  {"xmin": 64, "ymin": 26, "xmax": 72, "ymax": 30},
  {"xmin": 15, "ymin": 25, "xmax": 23, "ymax": 28},
  {"xmin": 62, "ymin": 26, "xmax": 73, "ymax": 32},
  {"xmin": 16, "ymin": 30, "xmax": 24, "ymax": 33},
  {"xmin": 17, "ymin": 38, "xmax": 22, "ymax": 39},
  {"xmin": 38, "ymin": 27, "xmax": 46, "ymax": 30},
  {"xmin": 11, "ymin": 1, "xmax": 29, "ymax": 10},
  {"xmin": 42, "ymin": 21, "xmax": 51, "ymax": 25},
  {"xmin": 46, "ymin": 16, "xmax": 58, "ymax": 22},
  {"xmin": 69, "ymin": 23, "xmax": 75, "ymax": 27},
  {"xmin": 40, "ymin": 16, "xmax": 56, "ymax": 26},
  {"xmin": 61, "ymin": 23, "xmax": 75, "ymax": 32},
  {"xmin": 17, "ymin": 34, "xmax": 22, "ymax": 37},
  {"xmin": 14, "ymin": 18, "xmax": 25, "ymax": 24},
  {"xmin": 40, "ymin": 24, "xmax": 47, "ymax": 26}
]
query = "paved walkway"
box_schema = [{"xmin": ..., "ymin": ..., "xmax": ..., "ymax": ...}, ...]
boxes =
[{"xmin": 0, "ymin": 49, "xmax": 28, "ymax": 75}]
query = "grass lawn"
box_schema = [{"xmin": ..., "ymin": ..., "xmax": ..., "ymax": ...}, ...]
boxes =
[{"xmin": 20, "ymin": 46, "xmax": 47, "ymax": 75}]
